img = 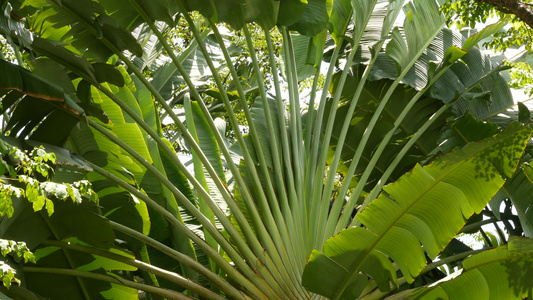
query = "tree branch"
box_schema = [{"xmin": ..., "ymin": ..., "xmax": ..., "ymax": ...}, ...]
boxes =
[{"xmin": 478, "ymin": 0, "xmax": 533, "ymax": 28}]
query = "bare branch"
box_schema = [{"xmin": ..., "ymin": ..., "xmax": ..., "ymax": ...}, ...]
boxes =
[{"xmin": 477, "ymin": 0, "xmax": 533, "ymax": 28}]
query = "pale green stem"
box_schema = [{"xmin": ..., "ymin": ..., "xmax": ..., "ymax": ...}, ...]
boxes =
[
  {"xmin": 420, "ymin": 249, "xmax": 487, "ymax": 277},
  {"xmin": 204, "ymin": 22, "xmax": 303, "ymax": 292},
  {"xmin": 303, "ymin": 34, "xmax": 325, "ymax": 152},
  {"xmin": 183, "ymin": 94, "xmax": 217, "ymax": 272},
  {"xmin": 333, "ymin": 79, "xmax": 404, "ymax": 231},
  {"xmin": 33, "ymin": 3, "xmax": 288, "ymax": 296},
  {"xmin": 303, "ymin": 43, "xmax": 342, "ymax": 253},
  {"xmin": 265, "ymin": 28, "xmax": 306, "ymax": 265},
  {"xmin": 95, "ymin": 42, "xmax": 276, "ymax": 298},
  {"xmin": 359, "ymin": 278, "xmax": 408, "ymax": 300},
  {"xmin": 308, "ymin": 43, "xmax": 357, "ymax": 250},
  {"xmin": 163, "ymin": 7, "xmax": 297, "ymax": 297},
  {"xmin": 280, "ymin": 27, "xmax": 305, "ymax": 203},
  {"xmin": 313, "ymin": 10, "xmax": 380, "ymax": 248},
  {"xmin": 84, "ymin": 98, "xmax": 201, "ymax": 283},
  {"xmin": 122, "ymin": 4, "xmax": 247, "ymax": 240},
  {"xmin": 85, "ymin": 121, "xmax": 276, "ymax": 298},
  {"xmin": 304, "ymin": 0, "xmax": 353, "ymax": 230},
  {"xmin": 359, "ymin": 280, "xmax": 379, "ymax": 300},
  {"xmin": 41, "ymin": 240, "xmax": 227, "ymax": 300},
  {"xmin": 317, "ymin": 0, "xmax": 391, "ymax": 246},
  {"xmin": 205, "ymin": 22, "xmax": 302, "ymax": 292},
  {"xmin": 24, "ymin": 2, "xmax": 282, "ymax": 297},
  {"xmin": 241, "ymin": 25, "xmax": 306, "ymax": 293},
  {"xmin": 321, "ymin": 47, "xmax": 384, "ymax": 245},
  {"xmin": 23, "ymin": 267, "xmax": 191, "ymax": 299},
  {"xmin": 332, "ymin": 30, "xmax": 447, "ymax": 300},
  {"xmin": 459, "ymin": 218, "xmax": 499, "ymax": 234},
  {"xmin": 109, "ymin": 223, "xmax": 252, "ymax": 300},
  {"xmin": 122, "ymin": 45, "xmax": 285, "ymax": 296},
  {"xmin": 61, "ymin": 1, "xmax": 222, "ymax": 211},
  {"xmin": 51, "ymin": 11, "xmax": 209, "ymax": 281},
  {"xmin": 52, "ymin": 0, "xmax": 239, "ymax": 254},
  {"xmin": 88, "ymin": 162, "xmax": 265, "ymax": 299},
  {"xmin": 337, "ymin": 76, "xmax": 441, "ymax": 231},
  {"xmin": 335, "ymin": 39, "xmax": 446, "ymax": 234},
  {"xmin": 133, "ymin": 6, "xmax": 288, "ymax": 297},
  {"xmin": 328, "ymin": 102, "xmax": 455, "ymax": 300}
]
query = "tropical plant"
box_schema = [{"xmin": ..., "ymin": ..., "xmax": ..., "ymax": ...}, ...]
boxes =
[{"xmin": 1, "ymin": 0, "xmax": 533, "ymax": 299}]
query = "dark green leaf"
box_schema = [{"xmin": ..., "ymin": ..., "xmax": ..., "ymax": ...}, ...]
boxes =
[
  {"xmin": 278, "ymin": 0, "xmax": 308, "ymax": 27},
  {"xmin": 289, "ymin": 0, "xmax": 332, "ymax": 36},
  {"xmin": 93, "ymin": 63, "xmax": 126, "ymax": 87},
  {"xmin": 518, "ymin": 102, "xmax": 531, "ymax": 124},
  {"xmin": 438, "ymin": 111, "xmax": 500, "ymax": 154}
]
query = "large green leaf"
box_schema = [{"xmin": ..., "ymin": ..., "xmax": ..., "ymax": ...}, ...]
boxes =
[
  {"xmin": 0, "ymin": 60, "xmax": 85, "ymax": 145},
  {"xmin": 278, "ymin": 0, "xmax": 308, "ymax": 27},
  {"xmin": 23, "ymin": 0, "xmax": 143, "ymax": 60},
  {"xmin": 407, "ymin": 237, "xmax": 533, "ymax": 299},
  {"xmin": 179, "ymin": 0, "xmax": 308, "ymax": 31},
  {"xmin": 0, "ymin": 60, "xmax": 84, "ymax": 115},
  {"xmin": 69, "ymin": 81, "xmax": 151, "ymax": 252},
  {"xmin": 184, "ymin": 100, "xmax": 226, "ymax": 182},
  {"xmin": 326, "ymin": 0, "xmax": 351, "ymax": 44},
  {"xmin": 325, "ymin": 23, "xmax": 515, "ymax": 192},
  {"xmin": 3, "ymin": 95, "xmax": 73, "ymax": 145},
  {"xmin": 289, "ymin": 0, "xmax": 332, "ymax": 36},
  {"xmin": 178, "ymin": 0, "xmax": 215, "ymax": 19},
  {"xmin": 98, "ymin": 0, "xmax": 178, "ymax": 30},
  {"xmin": 357, "ymin": 0, "xmax": 406, "ymax": 62},
  {"xmin": 31, "ymin": 37, "xmax": 98, "ymax": 83},
  {"xmin": 241, "ymin": 0, "xmax": 279, "ymax": 29},
  {"xmin": 183, "ymin": 98, "xmax": 227, "ymax": 272},
  {"xmin": 302, "ymin": 122, "xmax": 532, "ymax": 299}
]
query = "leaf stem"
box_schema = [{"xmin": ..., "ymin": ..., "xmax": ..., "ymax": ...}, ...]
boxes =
[
  {"xmin": 421, "ymin": 249, "xmax": 487, "ymax": 276},
  {"xmin": 459, "ymin": 218, "xmax": 500, "ymax": 233},
  {"xmin": 41, "ymin": 240, "xmax": 227, "ymax": 300},
  {"xmin": 265, "ymin": 28, "xmax": 307, "ymax": 265},
  {"xmin": 127, "ymin": 3, "xmax": 288, "ymax": 296},
  {"xmin": 241, "ymin": 25, "xmax": 306, "ymax": 294},
  {"xmin": 23, "ymin": 267, "xmax": 191, "ymax": 299},
  {"xmin": 87, "ymin": 162, "xmax": 264, "ymax": 299},
  {"xmin": 37, "ymin": 212, "xmax": 91, "ymax": 300}
]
